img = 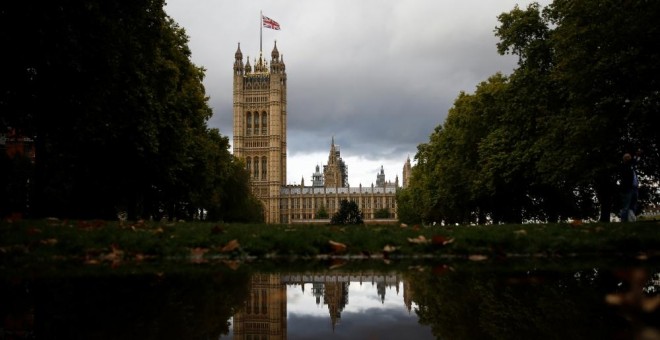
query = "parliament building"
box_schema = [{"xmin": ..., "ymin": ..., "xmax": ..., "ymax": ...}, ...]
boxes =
[{"xmin": 232, "ymin": 42, "xmax": 411, "ymax": 223}]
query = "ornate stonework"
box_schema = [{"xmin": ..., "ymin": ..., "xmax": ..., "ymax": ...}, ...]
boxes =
[
  {"xmin": 232, "ymin": 43, "xmax": 403, "ymax": 223},
  {"xmin": 233, "ymin": 42, "xmax": 287, "ymax": 223}
]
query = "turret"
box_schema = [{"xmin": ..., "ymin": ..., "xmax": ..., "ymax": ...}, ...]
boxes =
[
  {"xmin": 234, "ymin": 43, "xmax": 244, "ymax": 74},
  {"xmin": 245, "ymin": 57, "xmax": 252, "ymax": 74},
  {"xmin": 270, "ymin": 41, "xmax": 285, "ymax": 73},
  {"xmin": 271, "ymin": 41, "xmax": 280, "ymax": 60}
]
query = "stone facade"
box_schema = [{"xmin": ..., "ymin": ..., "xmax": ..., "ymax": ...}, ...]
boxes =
[
  {"xmin": 233, "ymin": 42, "xmax": 287, "ymax": 223},
  {"xmin": 402, "ymin": 156, "xmax": 412, "ymax": 188},
  {"xmin": 232, "ymin": 43, "xmax": 400, "ymax": 223}
]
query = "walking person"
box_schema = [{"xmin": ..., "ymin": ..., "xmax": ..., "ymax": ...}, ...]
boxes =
[{"xmin": 619, "ymin": 153, "xmax": 639, "ymax": 222}]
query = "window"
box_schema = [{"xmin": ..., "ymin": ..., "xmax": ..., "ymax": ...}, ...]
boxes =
[
  {"xmin": 262, "ymin": 112, "xmax": 268, "ymax": 135},
  {"xmin": 254, "ymin": 112, "xmax": 259, "ymax": 131},
  {"xmin": 246, "ymin": 157, "xmax": 252, "ymax": 173},
  {"xmin": 261, "ymin": 290, "xmax": 267, "ymax": 314},
  {"xmin": 261, "ymin": 157, "xmax": 267, "ymax": 180},
  {"xmin": 254, "ymin": 159, "xmax": 259, "ymax": 179},
  {"xmin": 261, "ymin": 112, "xmax": 268, "ymax": 135},
  {"xmin": 246, "ymin": 112, "xmax": 252, "ymax": 135}
]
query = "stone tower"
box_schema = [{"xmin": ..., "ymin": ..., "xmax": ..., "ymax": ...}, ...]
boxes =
[
  {"xmin": 402, "ymin": 156, "xmax": 412, "ymax": 188},
  {"xmin": 323, "ymin": 137, "xmax": 348, "ymax": 188},
  {"xmin": 376, "ymin": 165, "xmax": 386, "ymax": 187},
  {"xmin": 233, "ymin": 42, "xmax": 287, "ymax": 223}
]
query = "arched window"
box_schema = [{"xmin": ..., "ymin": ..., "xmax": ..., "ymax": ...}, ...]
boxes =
[
  {"xmin": 261, "ymin": 156, "xmax": 267, "ymax": 180},
  {"xmin": 261, "ymin": 112, "xmax": 268, "ymax": 135},
  {"xmin": 261, "ymin": 290, "xmax": 267, "ymax": 314},
  {"xmin": 254, "ymin": 111, "xmax": 259, "ymax": 132},
  {"xmin": 246, "ymin": 157, "xmax": 251, "ymax": 174},
  {"xmin": 253, "ymin": 158, "xmax": 259, "ymax": 179},
  {"xmin": 246, "ymin": 112, "xmax": 252, "ymax": 135}
]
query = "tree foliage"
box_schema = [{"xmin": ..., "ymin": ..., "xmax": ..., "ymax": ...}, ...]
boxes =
[
  {"xmin": 374, "ymin": 208, "xmax": 390, "ymax": 219},
  {"xmin": 330, "ymin": 200, "xmax": 364, "ymax": 225},
  {"xmin": 0, "ymin": 1, "xmax": 262, "ymax": 221},
  {"xmin": 315, "ymin": 204, "xmax": 329, "ymax": 219},
  {"xmin": 402, "ymin": 0, "xmax": 660, "ymax": 224}
]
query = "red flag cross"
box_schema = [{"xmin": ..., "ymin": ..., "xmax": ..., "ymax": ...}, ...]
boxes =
[{"xmin": 262, "ymin": 15, "xmax": 281, "ymax": 30}]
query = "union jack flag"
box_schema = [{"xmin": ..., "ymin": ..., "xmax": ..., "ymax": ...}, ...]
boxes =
[{"xmin": 262, "ymin": 15, "xmax": 281, "ymax": 30}]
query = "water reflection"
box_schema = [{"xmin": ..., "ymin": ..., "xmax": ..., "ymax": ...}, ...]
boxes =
[
  {"xmin": 230, "ymin": 273, "xmax": 431, "ymax": 339},
  {"xmin": 1, "ymin": 263, "xmax": 659, "ymax": 339}
]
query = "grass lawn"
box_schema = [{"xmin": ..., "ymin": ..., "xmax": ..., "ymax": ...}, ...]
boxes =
[{"xmin": 1, "ymin": 218, "xmax": 659, "ymax": 267}]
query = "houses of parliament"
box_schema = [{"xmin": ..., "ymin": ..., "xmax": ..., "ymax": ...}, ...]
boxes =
[{"xmin": 233, "ymin": 42, "xmax": 412, "ymax": 223}]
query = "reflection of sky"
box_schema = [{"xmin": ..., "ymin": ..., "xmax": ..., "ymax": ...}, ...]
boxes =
[
  {"xmin": 225, "ymin": 281, "xmax": 433, "ymax": 339},
  {"xmin": 286, "ymin": 282, "xmax": 433, "ymax": 339}
]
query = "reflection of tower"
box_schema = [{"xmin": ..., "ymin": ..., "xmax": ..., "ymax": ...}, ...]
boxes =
[
  {"xmin": 312, "ymin": 283, "xmax": 324, "ymax": 305},
  {"xmin": 233, "ymin": 274, "xmax": 287, "ymax": 340},
  {"xmin": 403, "ymin": 279, "xmax": 412, "ymax": 313},
  {"xmin": 323, "ymin": 281, "xmax": 348, "ymax": 330},
  {"xmin": 377, "ymin": 281, "xmax": 386, "ymax": 304}
]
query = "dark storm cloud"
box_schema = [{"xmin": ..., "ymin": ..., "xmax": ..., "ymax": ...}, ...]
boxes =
[
  {"xmin": 287, "ymin": 308, "xmax": 434, "ymax": 339},
  {"xmin": 165, "ymin": 0, "xmax": 552, "ymax": 185}
]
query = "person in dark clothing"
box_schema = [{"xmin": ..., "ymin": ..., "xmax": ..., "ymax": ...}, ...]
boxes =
[{"xmin": 619, "ymin": 153, "xmax": 639, "ymax": 222}]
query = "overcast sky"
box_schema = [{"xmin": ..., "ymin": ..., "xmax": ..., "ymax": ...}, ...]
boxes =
[{"xmin": 164, "ymin": 0, "xmax": 551, "ymax": 187}]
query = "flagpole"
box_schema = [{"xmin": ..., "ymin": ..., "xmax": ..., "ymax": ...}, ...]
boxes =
[{"xmin": 260, "ymin": 10, "xmax": 263, "ymax": 54}]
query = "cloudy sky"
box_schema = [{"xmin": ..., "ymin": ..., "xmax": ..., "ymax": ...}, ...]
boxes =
[{"xmin": 164, "ymin": 0, "xmax": 551, "ymax": 187}]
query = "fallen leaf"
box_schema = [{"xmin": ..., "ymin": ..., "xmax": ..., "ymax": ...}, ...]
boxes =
[
  {"xmin": 329, "ymin": 259, "xmax": 347, "ymax": 269},
  {"xmin": 642, "ymin": 296, "xmax": 660, "ymax": 312},
  {"xmin": 570, "ymin": 219, "xmax": 583, "ymax": 227},
  {"xmin": 220, "ymin": 239, "xmax": 240, "ymax": 252},
  {"xmin": 104, "ymin": 244, "xmax": 124, "ymax": 263},
  {"xmin": 383, "ymin": 245, "xmax": 397, "ymax": 253},
  {"xmin": 223, "ymin": 260, "xmax": 241, "ymax": 270},
  {"xmin": 605, "ymin": 293, "xmax": 624, "ymax": 306},
  {"xmin": 46, "ymin": 217, "xmax": 60, "ymax": 225},
  {"xmin": 400, "ymin": 223, "xmax": 408, "ymax": 228},
  {"xmin": 328, "ymin": 240, "xmax": 347, "ymax": 253},
  {"xmin": 432, "ymin": 235, "xmax": 455, "ymax": 246},
  {"xmin": 513, "ymin": 229, "xmax": 527, "ymax": 236},
  {"xmin": 6, "ymin": 212, "xmax": 23, "ymax": 223},
  {"xmin": 40, "ymin": 238, "xmax": 58, "ymax": 246},
  {"xmin": 407, "ymin": 235, "xmax": 430, "ymax": 244},
  {"xmin": 433, "ymin": 264, "xmax": 453, "ymax": 275},
  {"xmin": 468, "ymin": 254, "xmax": 488, "ymax": 261},
  {"xmin": 27, "ymin": 227, "xmax": 42, "ymax": 235},
  {"xmin": 190, "ymin": 247, "xmax": 209, "ymax": 263}
]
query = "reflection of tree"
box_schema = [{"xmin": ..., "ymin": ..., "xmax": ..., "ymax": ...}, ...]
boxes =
[
  {"xmin": 1, "ymin": 269, "xmax": 250, "ymax": 339},
  {"xmin": 407, "ymin": 267, "xmax": 630, "ymax": 339}
]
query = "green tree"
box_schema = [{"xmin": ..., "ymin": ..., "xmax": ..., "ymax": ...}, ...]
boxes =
[
  {"xmin": 395, "ymin": 188, "xmax": 422, "ymax": 225},
  {"xmin": 0, "ymin": 1, "xmax": 263, "ymax": 221},
  {"xmin": 408, "ymin": 0, "xmax": 660, "ymax": 224},
  {"xmin": 315, "ymin": 204, "xmax": 329, "ymax": 219},
  {"xmin": 374, "ymin": 208, "xmax": 390, "ymax": 219},
  {"xmin": 330, "ymin": 199, "xmax": 363, "ymax": 225}
]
